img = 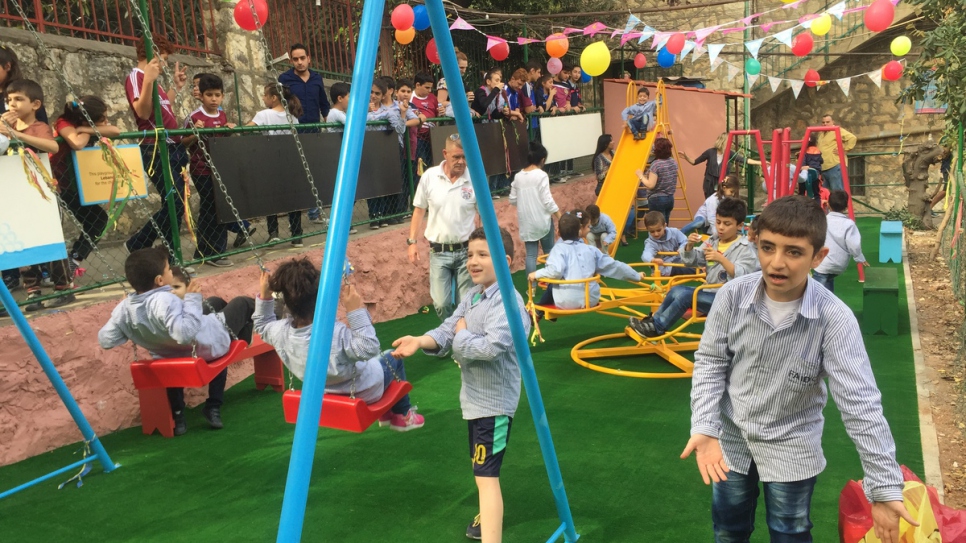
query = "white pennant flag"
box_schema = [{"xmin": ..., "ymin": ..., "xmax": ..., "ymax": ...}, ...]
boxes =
[
  {"xmin": 799, "ymin": 18, "xmax": 813, "ymax": 30},
  {"xmin": 653, "ymin": 33, "xmax": 671, "ymax": 51},
  {"xmin": 727, "ymin": 63, "xmax": 741, "ymax": 82},
  {"xmin": 707, "ymin": 43, "xmax": 726, "ymax": 65},
  {"xmin": 790, "ymin": 79, "xmax": 805, "ymax": 98},
  {"xmin": 711, "ymin": 56, "xmax": 725, "ymax": 72},
  {"xmin": 745, "ymin": 38, "xmax": 765, "ymax": 59},
  {"xmin": 680, "ymin": 40, "xmax": 696, "ymax": 59},
  {"xmin": 867, "ymin": 70, "xmax": 882, "ymax": 88},
  {"xmin": 768, "ymin": 76, "xmax": 783, "ymax": 92},
  {"xmin": 827, "ymin": 1, "xmax": 846, "ymax": 20},
  {"xmin": 836, "ymin": 77, "xmax": 851, "ymax": 96},
  {"xmin": 623, "ymin": 14, "xmax": 641, "ymax": 35},
  {"xmin": 638, "ymin": 30, "xmax": 655, "ymax": 44},
  {"xmin": 747, "ymin": 73, "xmax": 760, "ymax": 87},
  {"xmin": 692, "ymin": 43, "xmax": 706, "ymax": 62},
  {"xmin": 773, "ymin": 28, "xmax": 794, "ymax": 48}
]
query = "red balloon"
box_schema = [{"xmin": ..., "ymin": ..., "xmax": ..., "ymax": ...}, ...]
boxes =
[
  {"xmin": 883, "ymin": 60, "xmax": 903, "ymax": 81},
  {"xmin": 665, "ymin": 33, "xmax": 686, "ymax": 55},
  {"xmin": 390, "ymin": 4, "xmax": 414, "ymax": 31},
  {"xmin": 633, "ymin": 53, "xmax": 647, "ymax": 69},
  {"xmin": 864, "ymin": 0, "xmax": 895, "ymax": 32},
  {"xmin": 489, "ymin": 41, "xmax": 510, "ymax": 62},
  {"xmin": 791, "ymin": 33, "xmax": 813, "ymax": 57},
  {"xmin": 233, "ymin": 0, "xmax": 268, "ymax": 31},
  {"xmin": 804, "ymin": 69, "xmax": 821, "ymax": 87},
  {"xmin": 426, "ymin": 38, "xmax": 440, "ymax": 65}
]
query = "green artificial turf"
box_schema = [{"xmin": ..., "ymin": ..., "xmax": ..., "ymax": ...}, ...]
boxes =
[{"xmin": 0, "ymin": 218, "xmax": 923, "ymax": 541}]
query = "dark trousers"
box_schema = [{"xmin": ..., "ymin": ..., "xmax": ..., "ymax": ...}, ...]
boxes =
[
  {"xmin": 127, "ymin": 143, "xmax": 188, "ymax": 254},
  {"xmin": 60, "ymin": 173, "xmax": 108, "ymax": 262},
  {"xmin": 166, "ymin": 295, "xmax": 255, "ymax": 413},
  {"xmin": 22, "ymin": 261, "xmax": 70, "ymax": 292},
  {"xmin": 266, "ymin": 212, "xmax": 303, "ymax": 239},
  {"xmin": 191, "ymin": 174, "xmax": 228, "ymax": 258},
  {"xmin": 712, "ymin": 461, "xmax": 817, "ymax": 542}
]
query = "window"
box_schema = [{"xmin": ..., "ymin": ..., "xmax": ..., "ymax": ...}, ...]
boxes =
[{"xmin": 847, "ymin": 156, "xmax": 865, "ymax": 196}]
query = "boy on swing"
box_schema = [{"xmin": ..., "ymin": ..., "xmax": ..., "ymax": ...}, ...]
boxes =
[
  {"xmin": 98, "ymin": 248, "xmax": 255, "ymax": 435},
  {"xmin": 392, "ymin": 226, "xmax": 529, "ymax": 542}
]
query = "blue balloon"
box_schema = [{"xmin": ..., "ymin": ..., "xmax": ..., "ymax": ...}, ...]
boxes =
[
  {"xmin": 657, "ymin": 47, "xmax": 676, "ymax": 68},
  {"xmin": 413, "ymin": 5, "xmax": 430, "ymax": 31},
  {"xmin": 580, "ymin": 71, "xmax": 591, "ymax": 83}
]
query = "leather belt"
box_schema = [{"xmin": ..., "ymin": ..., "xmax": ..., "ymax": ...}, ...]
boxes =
[{"xmin": 429, "ymin": 240, "xmax": 469, "ymax": 253}]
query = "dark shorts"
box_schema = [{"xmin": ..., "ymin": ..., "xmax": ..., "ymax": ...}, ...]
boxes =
[{"xmin": 468, "ymin": 416, "xmax": 513, "ymax": 477}]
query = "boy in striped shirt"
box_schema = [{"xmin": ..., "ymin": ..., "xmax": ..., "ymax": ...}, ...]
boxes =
[
  {"xmin": 392, "ymin": 226, "xmax": 529, "ymax": 542},
  {"xmin": 682, "ymin": 196, "xmax": 915, "ymax": 542}
]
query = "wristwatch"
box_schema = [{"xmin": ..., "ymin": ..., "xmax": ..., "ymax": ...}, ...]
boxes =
[{"xmin": 406, "ymin": 238, "xmax": 417, "ymax": 246}]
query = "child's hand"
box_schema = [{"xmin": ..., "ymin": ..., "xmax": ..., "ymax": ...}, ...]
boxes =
[
  {"xmin": 226, "ymin": 122, "xmax": 237, "ymax": 129},
  {"xmin": 186, "ymin": 281, "xmax": 202, "ymax": 295},
  {"xmin": 638, "ymin": 272, "xmax": 648, "ymax": 281},
  {"xmin": 437, "ymin": 104, "xmax": 446, "ymax": 116},
  {"xmin": 418, "ymin": 113, "xmax": 427, "ymax": 123},
  {"xmin": 343, "ymin": 284, "xmax": 363, "ymax": 312},
  {"xmin": 680, "ymin": 434, "xmax": 729, "ymax": 485},
  {"xmin": 548, "ymin": 87, "xmax": 556, "ymax": 97},
  {"xmin": 466, "ymin": 91, "xmax": 475, "ymax": 102},
  {"xmin": 527, "ymin": 272, "xmax": 537, "ymax": 283},
  {"xmin": 704, "ymin": 246, "xmax": 723, "ymax": 263},
  {"xmin": 143, "ymin": 57, "xmax": 162, "ymax": 82},
  {"xmin": 399, "ymin": 99, "xmax": 409, "ymax": 112},
  {"xmin": 860, "ymin": 261, "xmax": 871, "ymax": 268},
  {"xmin": 259, "ymin": 270, "xmax": 273, "ymax": 300},
  {"xmin": 193, "ymin": 119, "xmax": 205, "ymax": 129},
  {"xmin": 652, "ymin": 258, "xmax": 664, "ymax": 266},
  {"xmin": 687, "ymin": 233, "xmax": 703, "ymax": 245},
  {"xmin": 172, "ymin": 61, "xmax": 188, "ymax": 92},
  {"xmin": 369, "ymin": 102, "xmax": 377, "ymax": 112},
  {"xmin": 391, "ymin": 336, "xmax": 421, "ymax": 358},
  {"xmin": 871, "ymin": 501, "xmax": 920, "ymax": 543},
  {"xmin": 455, "ymin": 317, "xmax": 466, "ymax": 333}
]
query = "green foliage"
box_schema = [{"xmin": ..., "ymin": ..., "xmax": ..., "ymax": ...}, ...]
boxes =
[{"xmin": 884, "ymin": 206, "xmax": 926, "ymax": 230}]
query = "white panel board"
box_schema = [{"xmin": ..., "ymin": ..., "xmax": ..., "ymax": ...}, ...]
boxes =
[
  {"xmin": 539, "ymin": 113, "xmax": 603, "ymax": 163},
  {"xmin": 0, "ymin": 153, "xmax": 67, "ymax": 269}
]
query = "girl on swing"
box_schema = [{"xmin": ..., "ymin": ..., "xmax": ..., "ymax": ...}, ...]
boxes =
[{"xmin": 253, "ymin": 257, "xmax": 424, "ymax": 431}]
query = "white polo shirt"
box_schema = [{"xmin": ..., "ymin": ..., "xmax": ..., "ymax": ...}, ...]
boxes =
[{"xmin": 413, "ymin": 161, "xmax": 478, "ymax": 244}]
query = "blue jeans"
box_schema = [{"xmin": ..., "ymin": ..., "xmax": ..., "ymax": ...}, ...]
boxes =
[
  {"xmin": 429, "ymin": 248, "xmax": 471, "ymax": 320},
  {"xmin": 308, "ymin": 207, "xmax": 320, "ymax": 221},
  {"xmin": 525, "ymin": 221, "xmax": 555, "ymax": 276},
  {"xmin": 651, "ymin": 285, "xmax": 716, "ymax": 333},
  {"xmin": 810, "ymin": 272, "xmax": 835, "ymax": 292},
  {"xmin": 681, "ymin": 216, "xmax": 708, "ymax": 235},
  {"xmin": 822, "ymin": 164, "xmax": 843, "ymax": 191},
  {"xmin": 628, "ymin": 115, "xmax": 646, "ymax": 136},
  {"xmin": 712, "ymin": 461, "xmax": 817, "ymax": 542},
  {"xmin": 378, "ymin": 351, "xmax": 411, "ymax": 415},
  {"xmin": 647, "ymin": 194, "xmax": 675, "ymax": 226}
]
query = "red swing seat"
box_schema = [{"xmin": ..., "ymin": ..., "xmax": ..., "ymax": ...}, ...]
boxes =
[{"xmin": 281, "ymin": 380, "xmax": 414, "ymax": 433}]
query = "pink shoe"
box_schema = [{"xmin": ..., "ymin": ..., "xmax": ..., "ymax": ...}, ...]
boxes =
[
  {"xmin": 377, "ymin": 412, "xmax": 393, "ymax": 428},
  {"xmin": 389, "ymin": 408, "xmax": 424, "ymax": 432}
]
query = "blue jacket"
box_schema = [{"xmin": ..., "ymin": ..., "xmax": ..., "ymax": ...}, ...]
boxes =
[
  {"xmin": 278, "ymin": 69, "xmax": 330, "ymax": 124},
  {"xmin": 642, "ymin": 227, "xmax": 688, "ymax": 276}
]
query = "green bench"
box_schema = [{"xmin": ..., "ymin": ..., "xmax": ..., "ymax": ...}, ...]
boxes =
[{"xmin": 862, "ymin": 267, "xmax": 899, "ymax": 335}]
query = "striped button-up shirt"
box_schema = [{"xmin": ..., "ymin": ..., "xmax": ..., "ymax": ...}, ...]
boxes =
[
  {"xmin": 691, "ymin": 273, "xmax": 904, "ymax": 503},
  {"xmin": 424, "ymin": 282, "xmax": 529, "ymax": 420}
]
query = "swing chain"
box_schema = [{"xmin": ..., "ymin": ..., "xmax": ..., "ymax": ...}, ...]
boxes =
[{"xmin": 54, "ymin": 190, "xmax": 131, "ymax": 295}]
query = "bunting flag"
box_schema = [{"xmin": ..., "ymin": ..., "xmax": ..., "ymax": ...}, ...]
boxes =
[
  {"xmin": 694, "ymin": 25, "xmax": 720, "ymax": 44},
  {"xmin": 450, "ymin": 17, "xmax": 475, "ymax": 31},
  {"xmin": 623, "ymin": 14, "xmax": 641, "ymax": 34},
  {"xmin": 727, "ymin": 63, "xmax": 741, "ymax": 82},
  {"xmin": 651, "ymin": 32, "xmax": 671, "ymax": 50},
  {"xmin": 692, "ymin": 43, "xmax": 707, "ymax": 62},
  {"xmin": 768, "ymin": 76, "xmax": 783, "ymax": 92},
  {"xmin": 773, "ymin": 28, "xmax": 794, "ymax": 48},
  {"xmin": 711, "ymin": 56, "xmax": 725, "ymax": 72},
  {"xmin": 638, "ymin": 29, "xmax": 656, "ymax": 44},
  {"xmin": 740, "ymin": 15, "xmax": 756, "ymax": 25},
  {"xmin": 745, "ymin": 38, "xmax": 765, "ymax": 59},
  {"xmin": 721, "ymin": 26, "xmax": 747, "ymax": 35},
  {"xmin": 680, "ymin": 40, "xmax": 697, "ymax": 58},
  {"xmin": 867, "ymin": 69, "xmax": 882, "ymax": 88},
  {"xmin": 836, "ymin": 77, "xmax": 851, "ymax": 96},
  {"xmin": 799, "ymin": 16, "xmax": 814, "ymax": 29},
  {"xmin": 783, "ymin": 0, "xmax": 806, "ymax": 8},
  {"xmin": 610, "ymin": 28, "xmax": 624, "ymax": 39},
  {"xmin": 562, "ymin": 27, "xmax": 581, "ymax": 35},
  {"xmin": 583, "ymin": 22, "xmax": 607, "ymax": 36},
  {"xmin": 790, "ymin": 79, "xmax": 805, "ymax": 98},
  {"xmin": 621, "ymin": 32, "xmax": 642, "ymax": 46},
  {"xmin": 707, "ymin": 43, "xmax": 726, "ymax": 65},
  {"xmin": 485, "ymin": 35, "xmax": 506, "ymax": 51},
  {"xmin": 516, "ymin": 37, "xmax": 540, "ymax": 45},
  {"xmin": 828, "ymin": 1, "xmax": 847, "ymax": 19},
  {"xmin": 747, "ymin": 73, "xmax": 760, "ymax": 87},
  {"xmin": 760, "ymin": 22, "xmax": 776, "ymax": 33}
]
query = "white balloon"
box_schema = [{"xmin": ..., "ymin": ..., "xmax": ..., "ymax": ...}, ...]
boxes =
[{"xmin": 0, "ymin": 134, "xmax": 9, "ymax": 155}]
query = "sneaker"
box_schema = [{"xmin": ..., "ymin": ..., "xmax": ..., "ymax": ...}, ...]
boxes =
[
  {"xmin": 628, "ymin": 315, "xmax": 660, "ymax": 338},
  {"xmin": 205, "ymin": 258, "xmax": 233, "ymax": 268},
  {"xmin": 202, "ymin": 406, "xmax": 224, "ymax": 430},
  {"xmin": 389, "ymin": 407, "xmax": 424, "ymax": 432},
  {"xmin": 380, "ymin": 221, "xmax": 390, "ymax": 228},
  {"xmin": 312, "ymin": 217, "xmax": 328, "ymax": 225},
  {"xmin": 291, "ymin": 240, "xmax": 304, "ymax": 248},
  {"xmin": 377, "ymin": 412, "xmax": 393, "ymax": 428},
  {"xmin": 69, "ymin": 259, "xmax": 86, "ymax": 279},
  {"xmin": 466, "ymin": 514, "xmax": 482, "ymax": 540},
  {"xmin": 232, "ymin": 226, "xmax": 257, "ymax": 249},
  {"xmin": 388, "ymin": 217, "xmax": 403, "ymax": 225},
  {"xmin": 348, "ymin": 227, "xmax": 359, "ymax": 234},
  {"xmin": 492, "ymin": 194, "xmax": 501, "ymax": 200},
  {"xmin": 3, "ymin": 275, "xmax": 20, "ymax": 291},
  {"xmin": 173, "ymin": 410, "xmax": 187, "ymax": 436},
  {"xmin": 180, "ymin": 266, "xmax": 196, "ymax": 275},
  {"xmin": 369, "ymin": 223, "xmax": 381, "ymax": 230},
  {"xmin": 41, "ymin": 277, "xmax": 54, "ymax": 288},
  {"xmin": 45, "ymin": 292, "xmax": 76, "ymax": 309},
  {"xmin": 24, "ymin": 291, "xmax": 44, "ymax": 312},
  {"xmin": 269, "ymin": 237, "xmax": 281, "ymax": 244}
]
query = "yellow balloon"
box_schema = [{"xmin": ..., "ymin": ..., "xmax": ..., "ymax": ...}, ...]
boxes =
[
  {"xmin": 811, "ymin": 13, "xmax": 832, "ymax": 36},
  {"xmin": 395, "ymin": 27, "xmax": 415, "ymax": 45},
  {"xmin": 780, "ymin": 0, "xmax": 797, "ymax": 4},
  {"xmin": 891, "ymin": 36, "xmax": 912, "ymax": 56},
  {"xmin": 580, "ymin": 41, "xmax": 611, "ymax": 77}
]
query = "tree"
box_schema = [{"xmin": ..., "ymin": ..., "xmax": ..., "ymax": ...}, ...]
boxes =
[{"xmin": 902, "ymin": 143, "xmax": 944, "ymax": 229}]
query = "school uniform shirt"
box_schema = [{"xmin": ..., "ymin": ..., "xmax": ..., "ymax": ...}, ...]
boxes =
[
  {"xmin": 392, "ymin": 102, "xmax": 419, "ymax": 158},
  {"xmin": 814, "ymin": 212, "xmax": 867, "ymax": 276},
  {"xmin": 125, "ymin": 67, "xmax": 179, "ymax": 143},
  {"xmin": 325, "ymin": 108, "xmax": 346, "ymax": 132},
  {"xmin": 523, "ymin": 82, "xmax": 539, "ymax": 128},
  {"xmin": 589, "ymin": 213, "xmax": 618, "ymax": 245},
  {"xmin": 409, "ymin": 92, "xmax": 439, "ymax": 139},
  {"xmin": 16, "ymin": 120, "xmax": 55, "ymax": 154},
  {"xmin": 98, "ymin": 286, "xmax": 230, "ymax": 361},
  {"xmin": 534, "ymin": 240, "xmax": 640, "ymax": 309},
  {"xmin": 413, "ymin": 162, "xmax": 478, "ymax": 244},
  {"xmin": 278, "ymin": 68, "xmax": 330, "ymax": 123},
  {"xmin": 534, "ymin": 86, "xmax": 553, "ymax": 112},
  {"xmin": 252, "ymin": 297, "xmax": 384, "ymax": 402},
  {"xmin": 552, "ymin": 81, "xmax": 570, "ymax": 109},
  {"xmin": 366, "ymin": 104, "xmax": 396, "ymax": 132},
  {"xmin": 679, "ymin": 235, "xmax": 759, "ymax": 288},
  {"xmin": 641, "ymin": 227, "xmax": 688, "ymax": 276},
  {"xmin": 569, "ymin": 81, "xmax": 582, "ymax": 108},
  {"xmin": 694, "ymin": 194, "xmax": 722, "ymax": 236},
  {"xmin": 50, "ymin": 118, "xmax": 82, "ymax": 187},
  {"xmin": 252, "ymin": 108, "xmax": 299, "ymax": 135},
  {"xmin": 691, "ymin": 273, "xmax": 904, "ymax": 502},
  {"xmin": 471, "ymin": 86, "xmax": 507, "ymax": 120},
  {"xmin": 620, "ymin": 101, "xmax": 656, "ymax": 129},
  {"xmin": 509, "ymin": 168, "xmax": 559, "ymax": 242},
  {"xmin": 423, "ymin": 282, "xmax": 529, "ymax": 420},
  {"xmin": 184, "ymin": 107, "xmax": 228, "ymax": 176}
]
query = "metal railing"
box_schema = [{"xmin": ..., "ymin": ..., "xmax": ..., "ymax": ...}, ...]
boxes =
[
  {"xmin": 0, "ymin": 0, "xmax": 218, "ymax": 55},
  {"xmin": 263, "ymin": 0, "xmax": 356, "ymax": 76}
]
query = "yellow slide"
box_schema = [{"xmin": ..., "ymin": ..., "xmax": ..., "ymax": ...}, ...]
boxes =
[{"xmin": 595, "ymin": 129, "xmax": 655, "ymax": 257}]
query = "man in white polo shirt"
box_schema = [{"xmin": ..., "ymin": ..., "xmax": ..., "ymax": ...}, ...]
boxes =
[{"xmin": 407, "ymin": 134, "xmax": 478, "ymax": 320}]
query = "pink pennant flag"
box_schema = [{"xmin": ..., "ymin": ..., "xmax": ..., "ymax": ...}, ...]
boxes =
[
  {"xmin": 651, "ymin": 31, "xmax": 670, "ymax": 50},
  {"xmin": 740, "ymin": 15, "xmax": 756, "ymax": 25},
  {"xmin": 610, "ymin": 28, "xmax": 623, "ymax": 39},
  {"xmin": 760, "ymin": 22, "xmax": 776, "ymax": 33},
  {"xmin": 516, "ymin": 37, "xmax": 540, "ymax": 45},
  {"xmin": 582, "ymin": 22, "xmax": 607, "ymax": 36},
  {"xmin": 721, "ymin": 26, "xmax": 747, "ymax": 35},
  {"xmin": 620, "ymin": 32, "xmax": 642, "ymax": 46},
  {"xmin": 843, "ymin": 6, "xmax": 868, "ymax": 13},
  {"xmin": 485, "ymin": 35, "xmax": 506, "ymax": 51},
  {"xmin": 694, "ymin": 25, "xmax": 720, "ymax": 43},
  {"xmin": 563, "ymin": 27, "xmax": 582, "ymax": 35},
  {"xmin": 686, "ymin": 31, "xmax": 697, "ymax": 39},
  {"xmin": 449, "ymin": 17, "xmax": 475, "ymax": 31},
  {"xmin": 798, "ymin": 14, "xmax": 819, "ymax": 24}
]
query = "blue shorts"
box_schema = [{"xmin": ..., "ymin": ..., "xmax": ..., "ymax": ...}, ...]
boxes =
[{"xmin": 468, "ymin": 416, "xmax": 513, "ymax": 477}]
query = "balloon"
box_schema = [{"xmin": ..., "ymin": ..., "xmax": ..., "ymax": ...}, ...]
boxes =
[
  {"xmin": 864, "ymin": 0, "xmax": 895, "ymax": 32},
  {"xmin": 810, "ymin": 13, "xmax": 832, "ymax": 36},
  {"xmin": 391, "ymin": 5, "xmax": 414, "ymax": 31},
  {"xmin": 580, "ymin": 71, "xmax": 591, "ymax": 83},
  {"xmin": 546, "ymin": 33, "xmax": 569, "ymax": 58},
  {"xmin": 883, "ymin": 60, "xmax": 903, "ymax": 81},
  {"xmin": 395, "ymin": 27, "xmax": 415, "ymax": 45},
  {"xmin": 426, "ymin": 38, "xmax": 440, "ymax": 64},
  {"xmin": 547, "ymin": 57, "xmax": 562, "ymax": 75},
  {"xmin": 0, "ymin": 134, "xmax": 8, "ymax": 155},
  {"xmin": 666, "ymin": 33, "xmax": 686, "ymax": 55},
  {"xmin": 745, "ymin": 58, "xmax": 761, "ymax": 76},
  {"xmin": 804, "ymin": 69, "xmax": 820, "ymax": 87},
  {"xmin": 633, "ymin": 52, "xmax": 647, "ymax": 69},
  {"xmin": 233, "ymin": 0, "xmax": 268, "ymax": 31},
  {"xmin": 657, "ymin": 47, "xmax": 675, "ymax": 68},
  {"xmin": 780, "ymin": 0, "xmax": 797, "ymax": 3},
  {"xmin": 891, "ymin": 36, "xmax": 911, "ymax": 56},
  {"xmin": 791, "ymin": 32, "xmax": 813, "ymax": 57},
  {"xmin": 579, "ymin": 41, "xmax": 611, "ymax": 77},
  {"xmin": 412, "ymin": 4, "xmax": 430, "ymax": 31},
  {"xmin": 489, "ymin": 41, "xmax": 509, "ymax": 61}
]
